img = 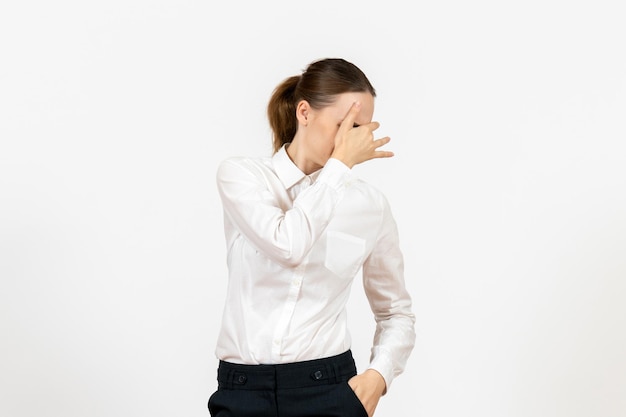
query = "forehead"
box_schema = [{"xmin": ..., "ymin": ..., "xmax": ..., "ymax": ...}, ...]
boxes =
[{"xmin": 326, "ymin": 92, "xmax": 375, "ymax": 124}]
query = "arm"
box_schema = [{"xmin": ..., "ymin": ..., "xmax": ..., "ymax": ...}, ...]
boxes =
[
  {"xmin": 216, "ymin": 157, "xmax": 351, "ymax": 267},
  {"xmin": 364, "ymin": 196, "xmax": 416, "ymax": 387},
  {"xmin": 349, "ymin": 195, "xmax": 416, "ymax": 416}
]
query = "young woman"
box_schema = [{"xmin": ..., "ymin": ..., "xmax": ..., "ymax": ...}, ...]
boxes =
[{"xmin": 208, "ymin": 58, "xmax": 416, "ymax": 417}]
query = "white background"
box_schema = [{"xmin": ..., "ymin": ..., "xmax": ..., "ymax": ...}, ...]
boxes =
[{"xmin": 1, "ymin": 1, "xmax": 625, "ymax": 416}]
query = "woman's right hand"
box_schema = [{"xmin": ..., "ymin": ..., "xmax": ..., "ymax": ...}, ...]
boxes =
[{"xmin": 331, "ymin": 102, "xmax": 394, "ymax": 168}]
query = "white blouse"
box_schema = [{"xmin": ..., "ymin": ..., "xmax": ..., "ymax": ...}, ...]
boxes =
[{"xmin": 214, "ymin": 144, "xmax": 416, "ymax": 389}]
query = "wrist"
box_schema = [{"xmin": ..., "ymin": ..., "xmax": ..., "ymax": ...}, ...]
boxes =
[
  {"xmin": 330, "ymin": 150, "xmax": 354, "ymax": 169},
  {"xmin": 364, "ymin": 368, "xmax": 387, "ymax": 395}
]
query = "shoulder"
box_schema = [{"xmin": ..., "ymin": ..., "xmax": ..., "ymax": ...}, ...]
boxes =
[
  {"xmin": 345, "ymin": 177, "xmax": 393, "ymax": 213},
  {"xmin": 216, "ymin": 155, "xmax": 273, "ymax": 180},
  {"xmin": 349, "ymin": 177, "xmax": 388, "ymax": 201}
]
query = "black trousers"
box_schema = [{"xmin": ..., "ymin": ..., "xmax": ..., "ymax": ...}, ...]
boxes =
[{"xmin": 208, "ymin": 350, "xmax": 368, "ymax": 417}]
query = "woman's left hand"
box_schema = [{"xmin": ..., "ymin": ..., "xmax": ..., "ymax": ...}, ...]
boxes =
[{"xmin": 348, "ymin": 369, "xmax": 387, "ymax": 417}]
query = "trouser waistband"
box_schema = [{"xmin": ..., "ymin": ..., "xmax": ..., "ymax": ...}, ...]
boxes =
[{"xmin": 217, "ymin": 350, "xmax": 357, "ymax": 390}]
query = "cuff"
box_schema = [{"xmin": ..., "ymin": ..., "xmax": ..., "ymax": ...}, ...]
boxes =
[
  {"xmin": 367, "ymin": 349, "xmax": 395, "ymax": 394},
  {"xmin": 316, "ymin": 158, "xmax": 353, "ymax": 190}
]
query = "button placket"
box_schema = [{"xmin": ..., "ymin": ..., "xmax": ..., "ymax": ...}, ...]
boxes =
[{"xmin": 270, "ymin": 262, "xmax": 307, "ymax": 360}]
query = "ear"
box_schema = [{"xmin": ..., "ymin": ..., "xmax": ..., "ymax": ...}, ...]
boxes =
[{"xmin": 295, "ymin": 100, "xmax": 311, "ymax": 126}]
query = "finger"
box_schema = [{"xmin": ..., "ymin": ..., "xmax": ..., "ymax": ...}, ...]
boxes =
[
  {"xmin": 363, "ymin": 121, "xmax": 380, "ymax": 132},
  {"xmin": 372, "ymin": 150, "xmax": 395, "ymax": 159},
  {"xmin": 371, "ymin": 151, "xmax": 395, "ymax": 159},
  {"xmin": 372, "ymin": 137, "xmax": 394, "ymax": 158},
  {"xmin": 337, "ymin": 101, "xmax": 361, "ymax": 136},
  {"xmin": 373, "ymin": 136, "xmax": 391, "ymax": 148}
]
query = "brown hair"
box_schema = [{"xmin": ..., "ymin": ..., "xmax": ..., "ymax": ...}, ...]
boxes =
[{"xmin": 267, "ymin": 58, "xmax": 376, "ymax": 153}]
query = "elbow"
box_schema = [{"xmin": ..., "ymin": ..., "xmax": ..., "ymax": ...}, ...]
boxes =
[
  {"xmin": 374, "ymin": 303, "xmax": 416, "ymax": 327},
  {"xmin": 266, "ymin": 226, "xmax": 311, "ymax": 267},
  {"xmin": 272, "ymin": 247, "xmax": 309, "ymax": 268}
]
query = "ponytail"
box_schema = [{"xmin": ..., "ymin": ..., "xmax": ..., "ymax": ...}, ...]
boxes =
[{"xmin": 267, "ymin": 75, "xmax": 300, "ymax": 153}]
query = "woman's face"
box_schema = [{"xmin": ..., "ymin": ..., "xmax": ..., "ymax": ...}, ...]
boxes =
[{"xmin": 302, "ymin": 91, "xmax": 375, "ymax": 170}]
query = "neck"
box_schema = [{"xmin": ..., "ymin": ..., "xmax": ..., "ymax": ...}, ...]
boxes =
[{"xmin": 285, "ymin": 140, "xmax": 321, "ymax": 175}]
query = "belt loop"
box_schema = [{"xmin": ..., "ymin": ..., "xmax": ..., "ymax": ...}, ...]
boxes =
[
  {"xmin": 323, "ymin": 363, "xmax": 332, "ymax": 385},
  {"xmin": 227, "ymin": 368, "xmax": 234, "ymax": 390},
  {"xmin": 332, "ymin": 361, "xmax": 341, "ymax": 384}
]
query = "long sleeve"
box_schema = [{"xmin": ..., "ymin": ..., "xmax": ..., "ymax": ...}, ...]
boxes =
[
  {"xmin": 216, "ymin": 157, "xmax": 352, "ymax": 267},
  {"xmin": 362, "ymin": 196, "xmax": 416, "ymax": 390}
]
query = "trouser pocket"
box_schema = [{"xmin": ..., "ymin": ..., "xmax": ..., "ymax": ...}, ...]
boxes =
[{"xmin": 338, "ymin": 381, "xmax": 369, "ymax": 417}]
